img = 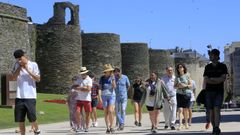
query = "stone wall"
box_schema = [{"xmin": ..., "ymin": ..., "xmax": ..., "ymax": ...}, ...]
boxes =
[
  {"xmin": 121, "ymin": 43, "xmax": 149, "ymax": 82},
  {"xmin": 149, "ymin": 49, "xmax": 175, "ymax": 78},
  {"xmin": 82, "ymin": 33, "xmax": 121, "ymax": 79},
  {"xmin": 28, "ymin": 24, "xmax": 37, "ymax": 61},
  {"xmin": 232, "ymin": 48, "xmax": 240, "ymax": 96},
  {"xmin": 0, "ymin": 2, "xmax": 30, "ymax": 93},
  {"xmin": 36, "ymin": 2, "xmax": 82, "ymax": 94}
]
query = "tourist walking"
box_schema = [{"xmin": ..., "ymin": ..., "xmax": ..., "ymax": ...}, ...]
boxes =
[
  {"xmin": 12, "ymin": 49, "xmax": 41, "ymax": 135},
  {"xmin": 75, "ymin": 67, "xmax": 93, "ymax": 132},
  {"xmin": 89, "ymin": 74, "xmax": 100, "ymax": 127},
  {"xmin": 174, "ymin": 63, "xmax": 192, "ymax": 130},
  {"xmin": 132, "ymin": 77, "xmax": 144, "ymax": 127},
  {"xmin": 99, "ymin": 64, "xmax": 116, "ymax": 134},
  {"xmin": 114, "ymin": 68, "xmax": 130, "ymax": 130},
  {"xmin": 141, "ymin": 72, "xmax": 169, "ymax": 134},
  {"xmin": 162, "ymin": 66, "xmax": 177, "ymax": 130},
  {"xmin": 203, "ymin": 49, "xmax": 228, "ymax": 135}
]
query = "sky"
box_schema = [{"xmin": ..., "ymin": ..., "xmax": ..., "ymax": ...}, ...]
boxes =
[{"xmin": 2, "ymin": 0, "xmax": 240, "ymax": 61}]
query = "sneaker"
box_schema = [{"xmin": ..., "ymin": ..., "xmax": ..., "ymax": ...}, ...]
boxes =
[
  {"xmin": 84, "ymin": 128, "xmax": 89, "ymax": 132},
  {"xmin": 185, "ymin": 124, "xmax": 189, "ymax": 129},
  {"xmin": 134, "ymin": 121, "xmax": 138, "ymax": 126},
  {"xmin": 94, "ymin": 122, "xmax": 98, "ymax": 127},
  {"xmin": 164, "ymin": 125, "xmax": 168, "ymax": 129},
  {"xmin": 118, "ymin": 124, "xmax": 124, "ymax": 130},
  {"xmin": 171, "ymin": 126, "xmax": 176, "ymax": 130},
  {"xmin": 34, "ymin": 129, "xmax": 41, "ymax": 135},
  {"xmin": 205, "ymin": 122, "xmax": 210, "ymax": 130},
  {"xmin": 75, "ymin": 129, "xmax": 81, "ymax": 133},
  {"xmin": 110, "ymin": 128, "xmax": 115, "ymax": 133},
  {"xmin": 138, "ymin": 122, "xmax": 142, "ymax": 127},
  {"xmin": 212, "ymin": 127, "xmax": 221, "ymax": 135},
  {"xmin": 151, "ymin": 128, "xmax": 157, "ymax": 134},
  {"xmin": 106, "ymin": 128, "xmax": 110, "ymax": 134},
  {"xmin": 177, "ymin": 124, "xmax": 184, "ymax": 130}
]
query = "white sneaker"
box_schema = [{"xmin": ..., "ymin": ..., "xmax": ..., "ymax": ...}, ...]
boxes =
[
  {"xmin": 94, "ymin": 122, "xmax": 98, "ymax": 127},
  {"xmin": 34, "ymin": 129, "xmax": 41, "ymax": 135}
]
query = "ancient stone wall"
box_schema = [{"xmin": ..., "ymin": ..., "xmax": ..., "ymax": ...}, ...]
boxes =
[
  {"xmin": 0, "ymin": 2, "xmax": 30, "ymax": 93},
  {"xmin": 149, "ymin": 49, "xmax": 175, "ymax": 78},
  {"xmin": 28, "ymin": 24, "xmax": 37, "ymax": 61},
  {"xmin": 232, "ymin": 48, "xmax": 240, "ymax": 96},
  {"xmin": 36, "ymin": 2, "xmax": 82, "ymax": 94},
  {"xmin": 121, "ymin": 43, "xmax": 149, "ymax": 82},
  {"xmin": 82, "ymin": 33, "xmax": 121, "ymax": 79}
]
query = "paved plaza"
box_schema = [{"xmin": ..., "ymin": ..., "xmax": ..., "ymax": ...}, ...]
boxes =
[{"xmin": 0, "ymin": 111, "xmax": 240, "ymax": 135}]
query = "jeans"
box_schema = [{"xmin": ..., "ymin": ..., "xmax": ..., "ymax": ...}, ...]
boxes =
[{"xmin": 115, "ymin": 96, "xmax": 128, "ymax": 125}]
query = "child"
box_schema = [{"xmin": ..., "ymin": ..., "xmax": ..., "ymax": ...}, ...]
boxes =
[
  {"xmin": 89, "ymin": 74, "xmax": 100, "ymax": 127},
  {"xmin": 67, "ymin": 76, "xmax": 79, "ymax": 131}
]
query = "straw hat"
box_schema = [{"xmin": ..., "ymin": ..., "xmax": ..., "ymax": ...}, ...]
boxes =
[
  {"xmin": 79, "ymin": 67, "xmax": 89, "ymax": 74},
  {"xmin": 103, "ymin": 64, "xmax": 114, "ymax": 73}
]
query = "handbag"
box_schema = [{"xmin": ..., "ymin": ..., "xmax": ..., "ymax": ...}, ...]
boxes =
[
  {"xmin": 196, "ymin": 89, "xmax": 206, "ymax": 105},
  {"xmin": 96, "ymin": 102, "xmax": 104, "ymax": 110}
]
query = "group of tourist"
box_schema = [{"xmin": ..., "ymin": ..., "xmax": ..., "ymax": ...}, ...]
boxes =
[{"xmin": 11, "ymin": 48, "xmax": 227, "ymax": 135}]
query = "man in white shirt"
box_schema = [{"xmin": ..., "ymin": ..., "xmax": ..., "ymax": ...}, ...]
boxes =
[
  {"xmin": 12, "ymin": 49, "xmax": 41, "ymax": 135},
  {"xmin": 162, "ymin": 66, "xmax": 177, "ymax": 130},
  {"xmin": 74, "ymin": 67, "xmax": 92, "ymax": 133}
]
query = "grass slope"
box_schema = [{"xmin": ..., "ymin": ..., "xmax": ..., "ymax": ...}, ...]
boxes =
[{"xmin": 0, "ymin": 93, "xmax": 147, "ymax": 129}]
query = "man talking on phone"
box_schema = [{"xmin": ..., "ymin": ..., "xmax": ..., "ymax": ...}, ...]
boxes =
[{"xmin": 12, "ymin": 49, "xmax": 41, "ymax": 135}]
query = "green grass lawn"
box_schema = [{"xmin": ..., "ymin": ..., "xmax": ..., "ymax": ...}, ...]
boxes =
[{"xmin": 0, "ymin": 93, "xmax": 147, "ymax": 129}]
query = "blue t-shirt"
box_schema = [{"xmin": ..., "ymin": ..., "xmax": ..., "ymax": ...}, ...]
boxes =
[
  {"xmin": 99, "ymin": 76, "xmax": 115, "ymax": 96},
  {"xmin": 115, "ymin": 74, "xmax": 130, "ymax": 98}
]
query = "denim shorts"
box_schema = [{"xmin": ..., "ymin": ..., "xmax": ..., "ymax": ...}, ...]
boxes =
[
  {"xmin": 91, "ymin": 98, "xmax": 99, "ymax": 108},
  {"xmin": 205, "ymin": 91, "xmax": 223, "ymax": 109},
  {"xmin": 101, "ymin": 95, "xmax": 116, "ymax": 109},
  {"xmin": 15, "ymin": 98, "xmax": 36, "ymax": 122}
]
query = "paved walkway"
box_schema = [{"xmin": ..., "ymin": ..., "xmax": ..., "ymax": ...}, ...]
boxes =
[{"xmin": 0, "ymin": 111, "xmax": 240, "ymax": 135}]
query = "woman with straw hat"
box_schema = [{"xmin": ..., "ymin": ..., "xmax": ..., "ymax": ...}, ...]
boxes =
[{"xmin": 99, "ymin": 64, "xmax": 116, "ymax": 134}]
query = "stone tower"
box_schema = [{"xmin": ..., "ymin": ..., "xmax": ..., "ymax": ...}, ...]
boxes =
[
  {"xmin": 121, "ymin": 43, "xmax": 150, "ymax": 82},
  {"xmin": 36, "ymin": 2, "xmax": 82, "ymax": 94},
  {"xmin": 82, "ymin": 33, "xmax": 121, "ymax": 78},
  {"xmin": 0, "ymin": 2, "xmax": 31, "ymax": 92},
  {"xmin": 149, "ymin": 49, "xmax": 175, "ymax": 77}
]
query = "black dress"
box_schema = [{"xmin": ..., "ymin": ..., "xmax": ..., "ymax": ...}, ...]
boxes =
[{"xmin": 133, "ymin": 83, "xmax": 143, "ymax": 102}]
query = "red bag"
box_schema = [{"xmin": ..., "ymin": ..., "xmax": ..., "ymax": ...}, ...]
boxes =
[{"xmin": 96, "ymin": 102, "xmax": 103, "ymax": 110}]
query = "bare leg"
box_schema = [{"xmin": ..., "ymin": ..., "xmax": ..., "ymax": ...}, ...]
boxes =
[
  {"xmin": 154, "ymin": 110, "xmax": 160, "ymax": 127},
  {"xmin": 19, "ymin": 122, "xmax": 25, "ymax": 135},
  {"xmin": 31, "ymin": 121, "xmax": 39, "ymax": 131},
  {"xmin": 149, "ymin": 111, "xmax": 155, "ymax": 127},
  {"xmin": 134, "ymin": 102, "xmax": 139, "ymax": 122},
  {"xmin": 109, "ymin": 105, "xmax": 115, "ymax": 128},
  {"xmin": 138, "ymin": 103, "xmax": 142, "ymax": 123},
  {"xmin": 93, "ymin": 107, "xmax": 97, "ymax": 123},
  {"xmin": 76, "ymin": 110, "xmax": 82, "ymax": 128},
  {"xmin": 178, "ymin": 108, "xmax": 183, "ymax": 129},
  {"xmin": 183, "ymin": 108, "xmax": 189, "ymax": 128},
  {"xmin": 104, "ymin": 108, "xmax": 109, "ymax": 128},
  {"xmin": 85, "ymin": 112, "xmax": 90, "ymax": 128},
  {"xmin": 189, "ymin": 108, "xmax": 192, "ymax": 125}
]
